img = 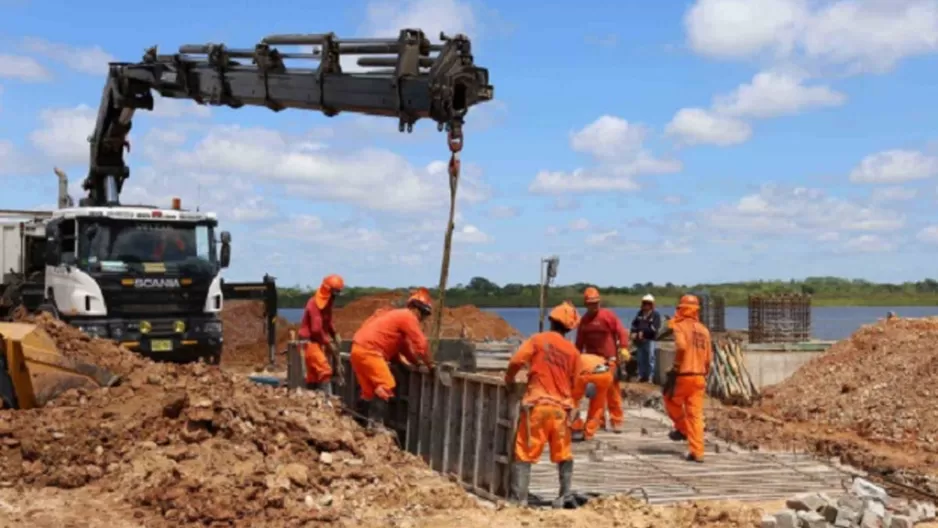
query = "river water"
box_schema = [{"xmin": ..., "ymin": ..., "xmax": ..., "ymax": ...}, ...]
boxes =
[{"xmin": 279, "ymin": 305, "xmax": 938, "ymax": 341}]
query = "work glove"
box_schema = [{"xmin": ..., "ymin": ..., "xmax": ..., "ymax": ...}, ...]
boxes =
[
  {"xmin": 618, "ymin": 347, "xmax": 632, "ymax": 363},
  {"xmin": 584, "ymin": 382, "xmax": 597, "ymax": 399},
  {"xmin": 662, "ymin": 369, "xmax": 677, "ymax": 399}
]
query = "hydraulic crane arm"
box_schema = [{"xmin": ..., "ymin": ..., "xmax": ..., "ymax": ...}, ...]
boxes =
[{"xmin": 83, "ymin": 29, "xmax": 494, "ymax": 207}]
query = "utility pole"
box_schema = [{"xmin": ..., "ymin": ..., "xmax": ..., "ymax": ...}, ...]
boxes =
[{"xmin": 538, "ymin": 255, "xmax": 560, "ymax": 332}]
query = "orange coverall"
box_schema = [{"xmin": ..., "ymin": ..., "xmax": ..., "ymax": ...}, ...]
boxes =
[
  {"xmin": 663, "ymin": 307, "xmax": 713, "ymax": 460},
  {"xmin": 350, "ymin": 308, "xmax": 428, "ymax": 401},
  {"xmin": 575, "ymin": 308, "xmax": 629, "ymax": 428},
  {"xmin": 505, "ymin": 332, "xmax": 579, "ymax": 464},
  {"xmin": 296, "ymin": 289, "xmax": 336, "ymax": 384},
  {"xmin": 570, "ymin": 353, "xmax": 615, "ymax": 440}
]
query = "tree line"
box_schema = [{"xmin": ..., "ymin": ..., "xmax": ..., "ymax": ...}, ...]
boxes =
[{"xmin": 275, "ymin": 276, "xmax": 938, "ymax": 309}]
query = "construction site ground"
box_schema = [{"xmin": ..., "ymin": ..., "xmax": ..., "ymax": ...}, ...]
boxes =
[{"xmin": 531, "ymin": 406, "xmax": 849, "ymax": 505}]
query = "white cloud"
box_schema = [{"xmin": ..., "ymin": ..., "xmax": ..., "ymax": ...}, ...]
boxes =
[
  {"xmin": 156, "ymin": 124, "xmax": 491, "ymax": 214},
  {"xmin": 569, "ymin": 218, "xmax": 590, "ymax": 231},
  {"xmin": 550, "ymin": 197, "xmax": 580, "ymax": 211},
  {"xmin": 530, "ymin": 115, "xmax": 682, "ymax": 194},
  {"xmin": 0, "ymin": 53, "xmax": 51, "ymax": 81},
  {"xmin": 841, "ymin": 234, "xmax": 895, "ymax": 253},
  {"xmin": 22, "ymin": 37, "xmax": 116, "ymax": 75},
  {"xmin": 712, "ymin": 70, "xmax": 846, "ymax": 118},
  {"xmin": 265, "ymin": 214, "xmax": 390, "ymax": 251},
  {"xmin": 849, "ymin": 149, "xmax": 938, "ymax": 184},
  {"xmin": 918, "ymin": 225, "xmax": 938, "ymax": 243},
  {"xmin": 684, "ymin": 0, "xmax": 938, "ymax": 74},
  {"xmin": 871, "ymin": 186, "xmax": 918, "ymax": 202},
  {"xmin": 570, "ymin": 115, "xmax": 647, "ymax": 159},
  {"xmin": 704, "ymin": 184, "xmax": 904, "ymax": 236},
  {"xmin": 586, "ymin": 230, "xmax": 619, "ymax": 246},
  {"xmin": 665, "ymin": 108, "xmax": 752, "ymax": 146},
  {"xmin": 360, "ymin": 0, "xmax": 478, "ymax": 39},
  {"xmin": 29, "ymin": 105, "xmax": 96, "ymax": 165},
  {"xmin": 453, "ymin": 224, "xmax": 492, "ymax": 244}
]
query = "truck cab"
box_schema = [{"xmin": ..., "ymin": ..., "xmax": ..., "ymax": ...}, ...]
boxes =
[{"xmin": 2, "ymin": 201, "xmax": 231, "ymax": 363}]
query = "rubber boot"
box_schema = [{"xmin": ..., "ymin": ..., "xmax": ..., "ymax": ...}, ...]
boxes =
[
  {"xmin": 353, "ymin": 399, "xmax": 370, "ymax": 428},
  {"xmin": 367, "ymin": 398, "xmax": 388, "ymax": 430},
  {"xmin": 509, "ymin": 462, "xmax": 531, "ymax": 506},
  {"xmin": 552, "ymin": 460, "xmax": 574, "ymax": 509},
  {"xmin": 668, "ymin": 429, "xmax": 687, "ymax": 442},
  {"xmin": 306, "ymin": 381, "xmax": 333, "ymax": 397}
]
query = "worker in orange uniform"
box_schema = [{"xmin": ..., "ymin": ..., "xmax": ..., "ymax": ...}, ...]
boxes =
[
  {"xmin": 505, "ymin": 301, "xmax": 581, "ymax": 508},
  {"xmin": 575, "ymin": 287, "xmax": 631, "ymax": 433},
  {"xmin": 296, "ymin": 274, "xmax": 345, "ymax": 395},
  {"xmin": 350, "ymin": 288, "xmax": 434, "ymax": 425},
  {"xmin": 569, "ymin": 352, "xmax": 614, "ymax": 442},
  {"xmin": 662, "ymin": 294, "xmax": 713, "ymax": 463}
]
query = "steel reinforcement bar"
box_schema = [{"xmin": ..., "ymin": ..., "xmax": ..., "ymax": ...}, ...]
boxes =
[{"xmin": 285, "ymin": 342, "xmax": 519, "ymax": 501}]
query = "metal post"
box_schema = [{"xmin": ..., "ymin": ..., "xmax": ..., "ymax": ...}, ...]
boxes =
[{"xmin": 538, "ymin": 260, "xmax": 547, "ymax": 332}]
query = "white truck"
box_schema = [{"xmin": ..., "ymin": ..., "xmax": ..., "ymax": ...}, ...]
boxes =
[{"xmin": 0, "ymin": 189, "xmax": 231, "ymax": 363}]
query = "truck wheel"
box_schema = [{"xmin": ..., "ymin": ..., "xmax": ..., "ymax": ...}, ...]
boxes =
[{"xmin": 36, "ymin": 303, "xmax": 60, "ymax": 319}]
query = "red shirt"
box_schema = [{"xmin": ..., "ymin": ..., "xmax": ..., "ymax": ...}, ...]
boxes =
[
  {"xmin": 297, "ymin": 296, "xmax": 334, "ymax": 344},
  {"xmin": 575, "ymin": 308, "xmax": 629, "ymax": 359}
]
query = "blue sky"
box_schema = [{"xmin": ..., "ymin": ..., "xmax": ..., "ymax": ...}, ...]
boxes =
[{"xmin": 2, "ymin": 0, "xmax": 938, "ymax": 289}]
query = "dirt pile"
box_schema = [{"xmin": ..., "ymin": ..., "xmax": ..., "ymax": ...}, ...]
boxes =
[
  {"xmin": 334, "ymin": 292, "xmax": 522, "ymax": 341},
  {"xmin": 221, "ymin": 301, "xmax": 294, "ymax": 368},
  {"xmin": 709, "ymin": 316, "xmax": 938, "ymax": 496},
  {"xmin": 0, "ymin": 316, "xmax": 477, "ymax": 526}
]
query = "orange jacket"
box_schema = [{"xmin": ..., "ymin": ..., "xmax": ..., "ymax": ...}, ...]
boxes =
[
  {"xmin": 671, "ymin": 313, "xmax": 713, "ymax": 375},
  {"xmin": 575, "ymin": 308, "xmax": 629, "ymax": 359},
  {"xmin": 505, "ymin": 331, "xmax": 579, "ymax": 408},
  {"xmin": 352, "ymin": 308, "xmax": 429, "ymax": 364}
]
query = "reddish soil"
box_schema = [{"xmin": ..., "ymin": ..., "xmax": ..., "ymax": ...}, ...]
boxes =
[
  {"xmin": 707, "ymin": 316, "xmax": 938, "ymax": 498},
  {"xmin": 334, "ymin": 292, "xmax": 522, "ymax": 341},
  {"xmin": 220, "ymin": 301, "xmax": 294, "ymax": 370}
]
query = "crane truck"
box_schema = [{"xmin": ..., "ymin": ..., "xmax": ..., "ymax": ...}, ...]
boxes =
[{"xmin": 0, "ymin": 29, "xmax": 493, "ymax": 372}]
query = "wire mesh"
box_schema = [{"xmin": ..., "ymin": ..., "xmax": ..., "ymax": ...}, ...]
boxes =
[{"xmin": 747, "ymin": 294, "xmax": 811, "ymax": 343}]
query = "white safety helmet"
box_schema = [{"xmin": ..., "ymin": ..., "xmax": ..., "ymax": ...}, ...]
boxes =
[{"xmin": 641, "ymin": 294, "xmax": 655, "ymax": 303}]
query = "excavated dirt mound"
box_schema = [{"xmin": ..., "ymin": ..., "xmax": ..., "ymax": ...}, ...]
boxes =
[
  {"xmin": 221, "ymin": 301, "xmax": 294, "ymax": 369},
  {"xmin": 334, "ymin": 292, "xmax": 522, "ymax": 341},
  {"xmin": 709, "ymin": 316, "xmax": 938, "ymax": 497}
]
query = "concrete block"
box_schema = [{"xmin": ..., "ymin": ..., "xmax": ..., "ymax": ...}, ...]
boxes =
[
  {"xmin": 888, "ymin": 515, "xmax": 912, "ymax": 528},
  {"xmin": 760, "ymin": 515, "xmax": 777, "ymax": 528},
  {"xmin": 826, "ymin": 505, "xmax": 858, "ymax": 526},
  {"xmin": 786, "ymin": 492, "xmax": 827, "ymax": 512},
  {"xmin": 774, "ymin": 509, "xmax": 799, "ymax": 528},
  {"xmin": 865, "ymin": 499, "xmax": 886, "ymax": 517},
  {"xmin": 860, "ymin": 508, "xmax": 884, "ymax": 528},
  {"xmin": 838, "ymin": 494, "xmax": 865, "ymax": 512},
  {"xmin": 796, "ymin": 510, "xmax": 827, "ymax": 528},
  {"xmin": 911, "ymin": 500, "xmax": 937, "ymax": 521}
]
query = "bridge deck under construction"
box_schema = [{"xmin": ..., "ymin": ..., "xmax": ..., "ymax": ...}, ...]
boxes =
[{"xmin": 529, "ymin": 408, "xmax": 850, "ymax": 504}]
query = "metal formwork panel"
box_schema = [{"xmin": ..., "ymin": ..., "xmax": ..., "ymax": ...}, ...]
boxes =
[{"xmin": 328, "ymin": 352, "xmax": 519, "ymax": 501}]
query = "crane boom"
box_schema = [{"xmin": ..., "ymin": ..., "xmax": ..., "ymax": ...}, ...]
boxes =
[{"xmin": 83, "ymin": 29, "xmax": 494, "ymax": 207}]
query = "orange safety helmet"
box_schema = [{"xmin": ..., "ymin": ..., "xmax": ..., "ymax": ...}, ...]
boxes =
[
  {"xmin": 548, "ymin": 301, "xmax": 580, "ymax": 330},
  {"xmin": 407, "ymin": 287, "xmax": 433, "ymax": 315},
  {"xmin": 321, "ymin": 274, "xmax": 345, "ymax": 294},
  {"xmin": 678, "ymin": 294, "xmax": 700, "ymax": 310},
  {"xmin": 583, "ymin": 287, "xmax": 601, "ymax": 304}
]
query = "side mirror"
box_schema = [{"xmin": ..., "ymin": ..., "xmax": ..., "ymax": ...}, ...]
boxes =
[{"xmin": 219, "ymin": 231, "xmax": 231, "ymax": 269}]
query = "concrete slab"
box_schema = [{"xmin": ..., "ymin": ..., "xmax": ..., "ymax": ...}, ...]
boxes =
[{"xmin": 528, "ymin": 409, "xmax": 848, "ymax": 505}]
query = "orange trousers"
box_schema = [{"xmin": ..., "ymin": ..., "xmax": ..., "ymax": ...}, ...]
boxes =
[
  {"xmin": 514, "ymin": 403, "xmax": 572, "ymax": 463},
  {"xmin": 304, "ymin": 342, "xmax": 333, "ymax": 384},
  {"xmin": 350, "ymin": 345, "xmax": 396, "ymax": 401},
  {"xmin": 605, "ymin": 360, "xmax": 624, "ymax": 428},
  {"xmin": 571, "ymin": 371, "xmax": 614, "ymax": 440},
  {"xmin": 663, "ymin": 376, "xmax": 707, "ymax": 459}
]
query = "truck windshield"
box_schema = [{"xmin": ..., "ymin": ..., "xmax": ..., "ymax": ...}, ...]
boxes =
[{"xmin": 79, "ymin": 220, "xmax": 216, "ymax": 273}]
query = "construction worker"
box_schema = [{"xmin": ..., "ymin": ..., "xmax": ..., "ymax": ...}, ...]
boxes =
[
  {"xmin": 631, "ymin": 294, "xmax": 662, "ymax": 383},
  {"xmin": 350, "ymin": 287, "xmax": 434, "ymax": 425},
  {"xmin": 569, "ymin": 352, "xmax": 614, "ymax": 442},
  {"xmin": 575, "ymin": 287, "xmax": 630, "ymax": 433},
  {"xmin": 296, "ymin": 274, "xmax": 345, "ymax": 395},
  {"xmin": 662, "ymin": 294, "xmax": 713, "ymax": 463},
  {"xmin": 505, "ymin": 301, "xmax": 580, "ymax": 508}
]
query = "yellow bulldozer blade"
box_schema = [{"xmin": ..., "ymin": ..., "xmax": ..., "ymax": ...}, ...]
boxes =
[{"xmin": 0, "ymin": 322, "xmax": 120, "ymax": 410}]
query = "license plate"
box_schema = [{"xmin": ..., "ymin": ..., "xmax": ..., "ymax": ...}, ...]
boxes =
[{"xmin": 151, "ymin": 339, "xmax": 173, "ymax": 352}]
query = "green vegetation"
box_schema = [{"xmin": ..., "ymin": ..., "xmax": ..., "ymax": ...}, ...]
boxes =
[{"xmin": 276, "ymin": 276, "xmax": 938, "ymax": 309}]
